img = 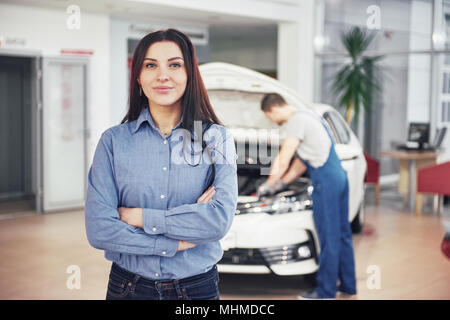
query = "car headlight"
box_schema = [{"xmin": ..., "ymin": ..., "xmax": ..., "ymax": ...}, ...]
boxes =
[
  {"xmin": 236, "ymin": 192, "xmax": 313, "ymax": 215},
  {"xmin": 297, "ymin": 245, "xmax": 312, "ymax": 259}
]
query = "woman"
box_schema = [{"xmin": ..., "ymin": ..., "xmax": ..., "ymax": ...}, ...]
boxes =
[{"xmin": 85, "ymin": 29, "xmax": 238, "ymax": 300}]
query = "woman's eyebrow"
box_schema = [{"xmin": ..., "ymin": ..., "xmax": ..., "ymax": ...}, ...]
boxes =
[{"xmin": 143, "ymin": 57, "xmax": 184, "ymax": 61}]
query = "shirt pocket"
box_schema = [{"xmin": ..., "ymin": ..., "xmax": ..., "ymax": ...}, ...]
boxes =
[
  {"xmin": 172, "ymin": 163, "xmax": 212, "ymax": 203},
  {"xmin": 114, "ymin": 149, "xmax": 161, "ymax": 205}
]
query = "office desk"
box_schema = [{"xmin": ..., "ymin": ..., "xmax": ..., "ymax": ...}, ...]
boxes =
[{"xmin": 380, "ymin": 150, "xmax": 438, "ymax": 210}]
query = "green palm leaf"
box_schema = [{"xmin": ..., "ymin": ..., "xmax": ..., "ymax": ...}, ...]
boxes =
[{"xmin": 332, "ymin": 27, "xmax": 383, "ymax": 125}]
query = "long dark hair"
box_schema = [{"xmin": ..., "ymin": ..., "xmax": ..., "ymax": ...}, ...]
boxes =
[{"xmin": 121, "ymin": 28, "xmax": 222, "ymax": 132}]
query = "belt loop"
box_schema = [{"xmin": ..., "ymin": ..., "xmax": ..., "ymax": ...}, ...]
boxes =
[
  {"xmin": 173, "ymin": 280, "xmax": 183, "ymax": 299},
  {"xmin": 130, "ymin": 274, "xmax": 140, "ymax": 294}
]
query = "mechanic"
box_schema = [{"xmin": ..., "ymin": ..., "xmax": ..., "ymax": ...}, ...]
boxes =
[{"xmin": 257, "ymin": 93, "xmax": 357, "ymax": 299}]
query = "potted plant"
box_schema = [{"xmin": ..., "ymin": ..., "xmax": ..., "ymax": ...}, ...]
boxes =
[{"xmin": 332, "ymin": 27, "xmax": 383, "ymax": 125}]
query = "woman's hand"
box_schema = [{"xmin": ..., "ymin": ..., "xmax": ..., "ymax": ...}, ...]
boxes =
[
  {"xmin": 177, "ymin": 240, "xmax": 197, "ymax": 251},
  {"xmin": 118, "ymin": 207, "xmax": 143, "ymax": 228},
  {"xmin": 196, "ymin": 186, "xmax": 215, "ymax": 203}
]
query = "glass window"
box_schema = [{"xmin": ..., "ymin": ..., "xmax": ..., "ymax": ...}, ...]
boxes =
[
  {"xmin": 435, "ymin": 53, "xmax": 450, "ymax": 125},
  {"xmin": 322, "ymin": 112, "xmax": 340, "ymax": 143},
  {"xmin": 323, "ymin": 111, "xmax": 350, "ymax": 144},
  {"xmin": 314, "ymin": 0, "xmax": 442, "ymax": 174},
  {"xmin": 316, "ymin": 0, "xmax": 433, "ymax": 54}
]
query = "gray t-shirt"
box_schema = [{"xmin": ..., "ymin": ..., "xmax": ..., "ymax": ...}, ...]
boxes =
[{"xmin": 282, "ymin": 109, "xmax": 331, "ymax": 168}]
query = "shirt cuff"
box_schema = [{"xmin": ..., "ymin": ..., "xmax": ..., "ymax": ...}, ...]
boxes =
[
  {"xmin": 154, "ymin": 236, "xmax": 179, "ymax": 257},
  {"xmin": 142, "ymin": 208, "xmax": 167, "ymax": 235}
]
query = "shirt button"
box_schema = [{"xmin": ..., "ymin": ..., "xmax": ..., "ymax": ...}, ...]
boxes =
[
  {"xmin": 152, "ymin": 227, "xmax": 157, "ymax": 232},
  {"xmin": 162, "ymin": 251, "xmax": 167, "ymax": 255},
  {"xmin": 162, "ymin": 167, "xmax": 167, "ymax": 171},
  {"xmin": 163, "ymin": 140, "xmax": 167, "ymax": 144},
  {"xmin": 160, "ymin": 194, "xmax": 165, "ymax": 199}
]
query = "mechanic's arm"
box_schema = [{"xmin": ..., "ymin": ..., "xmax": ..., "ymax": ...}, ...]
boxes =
[
  {"xmin": 281, "ymin": 157, "xmax": 307, "ymax": 185},
  {"xmin": 85, "ymin": 130, "xmax": 181, "ymax": 257},
  {"xmin": 265, "ymin": 136, "xmax": 300, "ymax": 185}
]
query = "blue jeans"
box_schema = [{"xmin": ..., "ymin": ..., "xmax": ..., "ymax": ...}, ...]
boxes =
[{"xmin": 106, "ymin": 263, "xmax": 220, "ymax": 300}]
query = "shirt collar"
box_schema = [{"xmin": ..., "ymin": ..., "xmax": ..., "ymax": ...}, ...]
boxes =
[{"xmin": 132, "ymin": 106, "xmax": 183, "ymax": 135}]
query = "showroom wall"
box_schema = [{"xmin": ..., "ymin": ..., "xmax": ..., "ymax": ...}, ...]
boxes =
[{"xmin": 0, "ymin": 3, "xmax": 110, "ymax": 163}]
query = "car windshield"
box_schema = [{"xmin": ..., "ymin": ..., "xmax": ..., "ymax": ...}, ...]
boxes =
[{"xmin": 208, "ymin": 90, "xmax": 279, "ymax": 130}]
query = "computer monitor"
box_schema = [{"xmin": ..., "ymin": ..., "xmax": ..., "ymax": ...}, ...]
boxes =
[{"xmin": 408, "ymin": 122, "xmax": 430, "ymax": 149}]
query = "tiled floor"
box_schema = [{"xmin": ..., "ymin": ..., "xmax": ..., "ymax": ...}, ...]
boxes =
[{"xmin": 0, "ymin": 191, "xmax": 449, "ymax": 300}]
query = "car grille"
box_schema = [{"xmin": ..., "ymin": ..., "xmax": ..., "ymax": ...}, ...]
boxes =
[
  {"xmin": 221, "ymin": 248, "xmax": 266, "ymax": 265},
  {"xmin": 220, "ymin": 239, "xmax": 316, "ymax": 266}
]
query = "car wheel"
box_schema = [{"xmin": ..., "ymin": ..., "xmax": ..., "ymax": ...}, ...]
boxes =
[{"xmin": 351, "ymin": 202, "xmax": 364, "ymax": 234}]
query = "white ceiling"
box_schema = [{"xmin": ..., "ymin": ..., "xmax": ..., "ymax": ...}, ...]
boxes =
[{"xmin": 0, "ymin": 0, "xmax": 275, "ymax": 26}]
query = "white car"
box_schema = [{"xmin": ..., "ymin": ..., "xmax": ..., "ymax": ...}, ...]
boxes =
[{"xmin": 199, "ymin": 62, "xmax": 367, "ymax": 277}]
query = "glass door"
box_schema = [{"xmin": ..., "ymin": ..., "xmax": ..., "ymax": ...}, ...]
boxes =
[{"xmin": 41, "ymin": 57, "xmax": 88, "ymax": 212}]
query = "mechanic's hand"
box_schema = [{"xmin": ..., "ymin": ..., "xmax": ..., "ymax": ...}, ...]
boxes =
[
  {"xmin": 178, "ymin": 240, "xmax": 196, "ymax": 251},
  {"xmin": 273, "ymin": 179, "xmax": 287, "ymax": 193},
  {"xmin": 256, "ymin": 183, "xmax": 271, "ymax": 198},
  {"xmin": 197, "ymin": 186, "xmax": 216, "ymax": 203},
  {"xmin": 257, "ymin": 180, "xmax": 286, "ymax": 198}
]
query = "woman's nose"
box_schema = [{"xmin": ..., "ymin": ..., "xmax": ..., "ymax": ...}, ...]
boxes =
[{"xmin": 157, "ymin": 68, "xmax": 170, "ymax": 81}]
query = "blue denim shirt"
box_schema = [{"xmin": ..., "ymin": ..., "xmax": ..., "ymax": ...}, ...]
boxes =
[{"xmin": 85, "ymin": 107, "xmax": 238, "ymax": 280}]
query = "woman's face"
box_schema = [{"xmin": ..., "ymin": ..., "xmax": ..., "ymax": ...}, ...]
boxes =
[{"xmin": 139, "ymin": 41, "xmax": 188, "ymax": 109}]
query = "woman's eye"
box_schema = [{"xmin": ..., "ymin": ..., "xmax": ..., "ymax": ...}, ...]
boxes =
[
  {"xmin": 145, "ymin": 63, "xmax": 156, "ymax": 68},
  {"xmin": 170, "ymin": 63, "xmax": 182, "ymax": 68}
]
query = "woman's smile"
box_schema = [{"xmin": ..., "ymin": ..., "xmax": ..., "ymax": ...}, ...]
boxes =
[{"xmin": 154, "ymin": 86, "xmax": 174, "ymax": 94}]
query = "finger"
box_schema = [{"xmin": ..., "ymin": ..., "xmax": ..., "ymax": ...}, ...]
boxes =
[
  {"xmin": 197, "ymin": 186, "xmax": 215, "ymax": 203},
  {"xmin": 199, "ymin": 190, "xmax": 216, "ymax": 203},
  {"xmin": 197, "ymin": 187, "xmax": 213, "ymax": 202},
  {"xmin": 198, "ymin": 196, "xmax": 208, "ymax": 203},
  {"xmin": 205, "ymin": 190, "xmax": 216, "ymax": 202},
  {"xmin": 185, "ymin": 241, "xmax": 196, "ymax": 249},
  {"xmin": 203, "ymin": 186, "xmax": 215, "ymax": 197},
  {"xmin": 178, "ymin": 240, "xmax": 196, "ymax": 251},
  {"xmin": 197, "ymin": 193, "xmax": 207, "ymax": 203}
]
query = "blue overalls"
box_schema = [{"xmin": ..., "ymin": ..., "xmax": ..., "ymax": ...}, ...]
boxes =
[{"xmin": 297, "ymin": 124, "xmax": 357, "ymax": 298}]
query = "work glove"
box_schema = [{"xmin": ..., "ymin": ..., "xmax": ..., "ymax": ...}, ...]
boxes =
[{"xmin": 257, "ymin": 180, "xmax": 286, "ymax": 198}]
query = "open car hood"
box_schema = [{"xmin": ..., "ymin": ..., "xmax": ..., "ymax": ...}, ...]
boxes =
[{"xmin": 199, "ymin": 62, "xmax": 316, "ymax": 130}]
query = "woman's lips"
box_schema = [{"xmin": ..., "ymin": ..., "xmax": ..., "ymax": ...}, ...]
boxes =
[{"xmin": 154, "ymin": 87, "xmax": 173, "ymax": 94}]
